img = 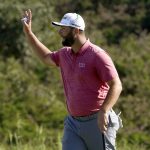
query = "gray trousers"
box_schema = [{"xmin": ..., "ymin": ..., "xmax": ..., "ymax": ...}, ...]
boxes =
[{"xmin": 62, "ymin": 110, "xmax": 121, "ymax": 150}]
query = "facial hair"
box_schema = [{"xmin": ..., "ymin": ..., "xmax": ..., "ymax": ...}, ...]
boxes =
[{"xmin": 62, "ymin": 30, "xmax": 75, "ymax": 47}]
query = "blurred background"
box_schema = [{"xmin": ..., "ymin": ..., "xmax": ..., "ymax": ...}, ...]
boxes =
[{"xmin": 0, "ymin": 0, "xmax": 150, "ymax": 149}]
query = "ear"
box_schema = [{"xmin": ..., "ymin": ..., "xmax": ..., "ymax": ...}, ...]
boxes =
[
  {"xmin": 73, "ymin": 28, "xmax": 80, "ymax": 36},
  {"xmin": 76, "ymin": 28, "xmax": 80, "ymax": 34}
]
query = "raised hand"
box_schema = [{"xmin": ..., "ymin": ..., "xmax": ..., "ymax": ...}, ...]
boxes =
[{"xmin": 21, "ymin": 9, "xmax": 32, "ymax": 34}]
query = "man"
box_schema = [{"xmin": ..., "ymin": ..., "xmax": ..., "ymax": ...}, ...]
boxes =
[{"xmin": 22, "ymin": 9, "xmax": 122, "ymax": 150}]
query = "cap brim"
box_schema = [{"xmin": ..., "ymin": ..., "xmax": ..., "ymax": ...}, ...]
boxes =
[
  {"xmin": 52, "ymin": 21, "xmax": 84, "ymax": 31},
  {"xmin": 52, "ymin": 21, "xmax": 68, "ymax": 27}
]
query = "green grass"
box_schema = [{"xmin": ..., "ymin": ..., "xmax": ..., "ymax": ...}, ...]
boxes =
[
  {"xmin": 117, "ymin": 140, "xmax": 147, "ymax": 150},
  {"xmin": 0, "ymin": 130, "xmax": 148, "ymax": 150},
  {"xmin": 0, "ymin": 141, "xmax": 147, "ymax": 150}
]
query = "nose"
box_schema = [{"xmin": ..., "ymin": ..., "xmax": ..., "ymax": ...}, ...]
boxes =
[
  {"xmin": 58, "ymin": 29, "xmax": 61, "ymax": 35},
  {"xmin": 58, "ymin": 28, "xmax": 63, "ymax": 35}
]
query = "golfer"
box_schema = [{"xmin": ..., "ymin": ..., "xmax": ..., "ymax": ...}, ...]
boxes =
[{"xmin": 22, "ymin": 9, "xmax": 122, "ymax": 150}]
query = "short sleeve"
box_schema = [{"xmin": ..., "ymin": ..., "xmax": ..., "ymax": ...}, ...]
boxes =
[
  {"xmin": 95, "ymin": 50, "xmax": 118, "ymax": 82},
  {"xmin": 49, "ymin": 50, "xmax": 60, "ymax": 67}
]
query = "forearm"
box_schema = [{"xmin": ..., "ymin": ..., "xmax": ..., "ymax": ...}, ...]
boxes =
[
  {"xmin": 25, "ymin": 31, "xmax": 51, "ymax": 62},
  {"xmin": 101, "ymin": 77, "xmax": 122, "ymax": 113},
  {"xmin": 98, "ymin": 77, "xmax": 122, "ymax": 133}
]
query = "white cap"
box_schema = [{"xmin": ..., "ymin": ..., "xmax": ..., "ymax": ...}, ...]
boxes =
[{"xmin": 52, "ymin": 13, "xmax": 85, "ymax": 31}]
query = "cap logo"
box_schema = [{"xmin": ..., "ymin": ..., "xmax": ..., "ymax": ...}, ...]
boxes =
[
  {"xmin": 63, "ymin": 16, "xmax": 68, "ymax": 20},
  {"xmin": 71, "ymin": 23, "xmax": 80, "ymax": 27},
  {"xmin": 70, "ymin": 14, "xmax": 80, "ymax": 27}
]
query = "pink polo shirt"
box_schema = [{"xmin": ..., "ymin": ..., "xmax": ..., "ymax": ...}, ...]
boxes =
[{"xmin": 50, "ymin": 40, "xmax": 118, "ymax": 116}]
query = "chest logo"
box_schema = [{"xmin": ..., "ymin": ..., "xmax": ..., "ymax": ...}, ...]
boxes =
[{"xmin": 79, "ymin": 63, "xmax": 85, "ymax": 68}]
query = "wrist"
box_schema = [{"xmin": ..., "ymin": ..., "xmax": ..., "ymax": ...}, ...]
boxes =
[
  {"xmin": 25, "ymin": 30, "xmax": 33, "ymax": 36},
  {"xmin": 100, "ymin": 106, "xmax": 109, "ymax": 114}
]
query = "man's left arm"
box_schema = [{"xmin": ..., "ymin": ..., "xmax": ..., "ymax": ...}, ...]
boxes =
[{"xmin": 98, "ymin": 76, "xmax": 122, "ymax": 133}]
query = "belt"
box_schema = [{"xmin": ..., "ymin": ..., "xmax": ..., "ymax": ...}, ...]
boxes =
[{"xmin": 72, "ymin": 112, "xmax": 98, "ymax": 121}]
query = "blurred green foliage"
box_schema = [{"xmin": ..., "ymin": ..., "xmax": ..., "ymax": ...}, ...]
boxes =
[{"xmin": 0, "ymin": 0, "xmax": 150, "ymax": 149}]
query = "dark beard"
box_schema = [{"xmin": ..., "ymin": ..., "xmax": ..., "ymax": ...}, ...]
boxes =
[
  {"xmin": 62, "ymin": 31, "xmax": 75, "ymax": 46},
  {"xmin": 62, "ymin": 38, "xmax": 75, "ymax": 46}
]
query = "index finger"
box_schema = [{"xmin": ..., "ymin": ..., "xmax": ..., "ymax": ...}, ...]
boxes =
[{"xmin": 28, "ymin": 9, "xmax": 32, "ymax": 20}]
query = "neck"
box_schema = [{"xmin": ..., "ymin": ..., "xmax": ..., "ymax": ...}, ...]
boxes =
[{"xmin": 71, "ymin": 36, "xmax": 87, "ymax": 53}]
